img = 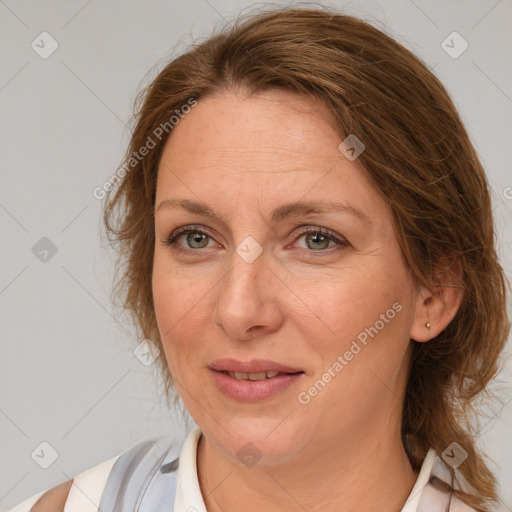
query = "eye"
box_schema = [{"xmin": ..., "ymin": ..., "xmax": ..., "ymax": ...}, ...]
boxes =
[
  {"xmin": 292, "ymin": 226, "xmax": 349, "ymax": 252},
  {"xmin": 163, "ymin": 225, "xmax": 349, "ymax": 254},
  {"xmin": 164, "ymin": 225, "xmax": 218, "ymax": 252}
]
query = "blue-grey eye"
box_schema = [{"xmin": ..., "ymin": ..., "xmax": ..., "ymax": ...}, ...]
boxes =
[
  {"xmin": 184, "ymin": 231, "xmax": 210, "ymax": 249},
  {"xmin": 303, "ymin": 231, "xmax": 332, "ymax": 250}
]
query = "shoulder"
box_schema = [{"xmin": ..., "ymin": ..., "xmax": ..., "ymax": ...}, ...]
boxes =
[
  {"xmin": 30, "ymin": 479, "xmax": 73, "ymax": 512},
  {"xmin": 8, "ymin": 450, "xmax": 121, "ymax": 512},
  {"xmin": 8, "ymin": 435, "xmax": 180, "ymax": 512}
]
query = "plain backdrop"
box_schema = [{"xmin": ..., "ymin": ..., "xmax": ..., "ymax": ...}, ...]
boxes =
[{"xmin": 1, "ymin": 0, "xmax": 511, "ymax": 510}]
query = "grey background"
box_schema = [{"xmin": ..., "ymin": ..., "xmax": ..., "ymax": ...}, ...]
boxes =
[{"xmin": 1, "ymin": 0, "xmax": 511, "ymax": 510}]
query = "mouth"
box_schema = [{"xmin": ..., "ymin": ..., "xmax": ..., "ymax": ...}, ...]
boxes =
[
  {"xmin": 209, "ymin": 364, "xmax": 306, "ymax": 401},
  {"xmin": 208, "ymin": 358, "xmax": 304, "ymax": 375},
  {"xmin": 217, "ymin": 370, "xmax": 305, "ymax": 380}
]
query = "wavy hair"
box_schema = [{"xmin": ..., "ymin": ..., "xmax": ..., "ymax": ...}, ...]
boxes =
[{"xmin": 103, "ymin": 5, "xmax": 510, "ymax": 509}]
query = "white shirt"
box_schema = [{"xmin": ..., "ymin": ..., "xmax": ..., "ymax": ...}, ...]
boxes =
[
  {"xmin": 7, "ymin": 426, "xmax": 478, "ymax": 512},
  {"xmin": 174, "ymin": 427, "xmax": 468, "ymax": 512}
]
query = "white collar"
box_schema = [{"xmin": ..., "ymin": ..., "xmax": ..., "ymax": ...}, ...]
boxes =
[
  {"xmin": 401, "ymin": 448, "xmax": 437, "ymax": 511},
  {"xmin": 174, "ymin": 426, "xmax": 206, "ymax": 512},
  {"xmin": 173, "ymin": 426, "xmax": 439, "ymax": 512}
]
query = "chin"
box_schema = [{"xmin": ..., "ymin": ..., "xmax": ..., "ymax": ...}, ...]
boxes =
[{"xmin": 205, "ymin": 416, "xmax": 310, "ymax": 467}]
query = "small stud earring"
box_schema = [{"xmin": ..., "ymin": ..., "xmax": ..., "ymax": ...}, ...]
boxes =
[{"xmin": 426, "ymin": 322, "xmax": 431, "ymax": 332}]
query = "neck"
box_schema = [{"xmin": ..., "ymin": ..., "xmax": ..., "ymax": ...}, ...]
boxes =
[{"xmin": 196, "ymin": 427, "xmax": 419, "ymax": 512}]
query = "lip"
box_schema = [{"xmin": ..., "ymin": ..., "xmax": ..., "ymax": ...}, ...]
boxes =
[
  {"xmin": 209, "ymin": 368, "xmax": 305, "ymax": 402},
  {"xmin": 208, "ymin": 359, "xmax": 305, "ymax": 402},
  {"xmin": 209, "ymin": 358, "xmax": 303, "ymax": 374}
]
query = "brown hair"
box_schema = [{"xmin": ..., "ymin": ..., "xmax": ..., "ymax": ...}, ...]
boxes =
[{"xmin": 103, "ymin": 5, "xmax": 510, "ymax": 509}]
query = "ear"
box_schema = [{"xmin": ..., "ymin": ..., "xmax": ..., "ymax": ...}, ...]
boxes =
[{"xmin": 410, "ymin": 257, "xmax": 464, "ymax": 343}]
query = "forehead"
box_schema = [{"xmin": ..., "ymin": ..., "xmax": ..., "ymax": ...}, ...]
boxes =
[
  {"xmin": 161, "ymin": 89, "xmax": 341, "ymax": 166},
  {"xmin": 155, "ymin": 89, "xmax": 384, "ymax": 217}
]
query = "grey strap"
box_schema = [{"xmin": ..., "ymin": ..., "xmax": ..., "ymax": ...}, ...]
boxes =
[{"xmin": 98, "ymin": 436, "xmax": 180, "ymax": 512}]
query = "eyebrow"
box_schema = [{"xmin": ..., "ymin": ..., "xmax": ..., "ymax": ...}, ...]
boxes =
[{"xmin": 156, "ymin": 198, "xmax": 371, "ymax": 225}]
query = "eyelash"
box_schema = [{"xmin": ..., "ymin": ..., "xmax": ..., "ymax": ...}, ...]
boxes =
[{"xmin": 163, "ymin": 224, "xmax": 349, "ymax": 255}]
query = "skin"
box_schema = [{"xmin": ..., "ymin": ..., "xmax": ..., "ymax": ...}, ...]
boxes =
[
  {"xmin": 152, "ymin": 88, "xmax": 463, "ymax": 512},
  {"xmin": 30, "ymin": 479, "xmax": 73, "ymax": 511}
]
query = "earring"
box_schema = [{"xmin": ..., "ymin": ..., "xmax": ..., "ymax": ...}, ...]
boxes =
[{"xmin": 426, "ymin": 321, "xmax": 431, "ymax": 332}]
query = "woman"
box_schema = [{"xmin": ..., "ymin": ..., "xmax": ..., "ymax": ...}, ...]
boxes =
[{"xmin": 10, "ymin": 5, "xmax": 509, "ymax": 512}]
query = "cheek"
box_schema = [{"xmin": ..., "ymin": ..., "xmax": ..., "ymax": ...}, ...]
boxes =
[
  {"xmin": 289, "ymin": 262, "xmax": 413, "ymax": 398},
  {"xmin": 289, "ymin": 266, "xmax": 398, "ymax": 342},
  {"xmin": 152, "ymin": 254, "xmax": 215, "ymax": 371}
]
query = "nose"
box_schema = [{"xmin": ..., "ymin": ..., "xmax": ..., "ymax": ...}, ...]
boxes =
[{"xmin": 213, "ymin": 246, "xmax": 285, "ymax": 341}]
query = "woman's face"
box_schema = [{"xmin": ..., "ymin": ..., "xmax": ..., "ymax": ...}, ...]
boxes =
[{"xmin": 152, "ymin": 88, "xmax": 424, "ymax": 465}]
